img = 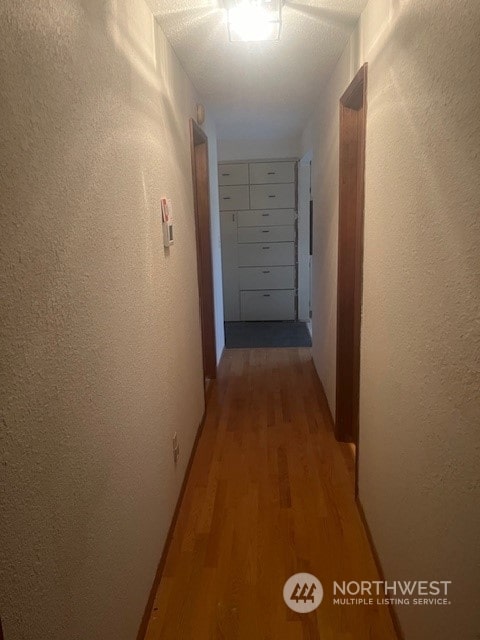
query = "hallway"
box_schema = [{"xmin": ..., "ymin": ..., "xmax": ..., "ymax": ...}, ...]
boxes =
[
  {"xmin": 1, "ymin": 1, "xmax": 479, "ymax": 639},
  {"xmin": 144, "ymin": 348, "xmax": 397, "ymax": 640}
]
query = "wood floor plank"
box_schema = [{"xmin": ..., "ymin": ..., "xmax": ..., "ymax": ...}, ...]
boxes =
[{"xmin": 144, "ymin": 348, "xmax": 398, "ymax": 640}]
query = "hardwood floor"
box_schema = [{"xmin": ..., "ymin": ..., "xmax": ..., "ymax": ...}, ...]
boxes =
[{"xmin": 144, "ymin": 348, "xmax": 397, "ymax": 640}]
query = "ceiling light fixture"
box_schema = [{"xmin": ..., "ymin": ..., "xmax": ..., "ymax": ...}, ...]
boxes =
[{"xmin": 224, "ymin": 0, "xmax": 282, "ymax": 43}]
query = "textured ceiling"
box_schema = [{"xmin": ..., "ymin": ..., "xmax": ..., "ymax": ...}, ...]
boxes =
[{"xmin": 147, "ymin": 1, "xmax": 368, "ymax": 139}]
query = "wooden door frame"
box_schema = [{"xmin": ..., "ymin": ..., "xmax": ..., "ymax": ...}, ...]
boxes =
[
  {"xmin": 190, "ymin": 119, "xmax": 217, "ymax": 382},
  {"xmin": 335, "ymin": 64, "xmax": 368, "ymax": 451}
]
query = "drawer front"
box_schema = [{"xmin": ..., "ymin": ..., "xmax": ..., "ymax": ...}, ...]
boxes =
[
  {"xmin": 218, "ymin": 163, "xmax": 249, "ymax": 186},
  {"xmin": 240, "ymin": 290, "xmax": 296, "ymax": 321},
  {"xmin": 249, "ymin": 161, "xmax": 295, "ymax": 184},
  {"xmin": 238, "ymin": 225, "xmax": 295, "ymax": 244},
  {"xmin": 239, "ymin": 266, "xmax": 295, "ymax": 290},
  {"xmin": 237, "ymin": 209, "xmax": 296, "ymax": 227},
  {"xmin": 219, "ymin": 185, "xmax": 250, "ymax": 211},
  {"xmin": 250, "ymin": 183, "xmax": 295, "ymax": 209},
  {"xmin": 238, "ymin": 242, "xmax": 295, "ymax": 267}
]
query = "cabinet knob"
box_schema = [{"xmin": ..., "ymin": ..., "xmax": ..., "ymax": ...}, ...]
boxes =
[
  {"xmin": 262, "ymin": 270, "xmax": 270, "ymax": 274},
  {"xmin": 267, "ymin": 172, "xmax": 276, "ymax": 175},
  {"xmin": 263, "ymin": 294, "xmax": 271, "ymax": 297},
  {"xmin": 262, "ymin": 230, "xmax": 270, "ymax": 233},
  {"xmin": 268, "ymin": 195, "xmax": 276, "ymax": 198},
  {"xmin": 262, "ymin": 246, "xmax": 270, "ymax": 249},
  {"xmin": 261, "ymin": 213, "xmax": 269, "ymax": 217}
]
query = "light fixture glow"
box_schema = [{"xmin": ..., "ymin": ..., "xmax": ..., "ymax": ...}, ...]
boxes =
[
  {"xmin": 229, "ymin": 4, "xmax": 273, "ymax": 42},
  {"xmin": 225, "ymin": 1, "xmax": 282, "ymax": 43}
]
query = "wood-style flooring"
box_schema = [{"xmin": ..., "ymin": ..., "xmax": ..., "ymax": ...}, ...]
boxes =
[{"xmin": 144, "ymin": 348, "xmax": 397, "ymax": 640}]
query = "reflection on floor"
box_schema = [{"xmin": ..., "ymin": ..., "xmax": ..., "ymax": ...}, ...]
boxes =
[
  {"xmin": 145, "ymin": 348, "xmax": 397, "ymax": 640},
  {"xmin": 225, "ymin": 321, "xmax": 312, "ymax": 349}
]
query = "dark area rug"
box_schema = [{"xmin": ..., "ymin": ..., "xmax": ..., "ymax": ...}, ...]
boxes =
[{"xmin": 225, "ymin": 321, "xmax": 312, "ymax": 349}]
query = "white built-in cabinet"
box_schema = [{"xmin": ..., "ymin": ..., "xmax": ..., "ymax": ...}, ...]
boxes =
[{"xmin": 219, "ymin": 160, "xmax": 298, "ymax": 321}]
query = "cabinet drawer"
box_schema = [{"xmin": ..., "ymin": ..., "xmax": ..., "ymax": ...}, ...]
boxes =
[
  {"xmin": 238, "ymin": 225, "xmax": 295, "ymax": 244},
  {"xmin": 240, "ymin": 290, "xmax": 296, "ymax": 321},
  {"xmin": 238, "ymin": 242, "xmax": 295, "ymax": 267},
  {"xmin": 237, "ymin": 209, "xmax": 296, "ymax": 227},
  {"xmin": 218, "ymin": 163, "xmax": 249, "ymax": 186},
  {"xmin": 239, "ymin": 266, "xmax": 295, "ymax": 290},
  {"xmin": 219, "ymin": 185, "xmax": 250, "ymax": 211},
  {"xmin": 249, "ymin": 161, "xmax": 295, "ymax": 184},
  {"xmin": 250, "ymin": 183, "xmax": 295, "ymax": 209}
]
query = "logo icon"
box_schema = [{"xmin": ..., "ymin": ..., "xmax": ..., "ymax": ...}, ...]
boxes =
[{"xmin": 283, "ymin": 573, "xmax": 323, "ymax": 613}]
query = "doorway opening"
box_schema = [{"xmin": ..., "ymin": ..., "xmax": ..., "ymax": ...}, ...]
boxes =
[
  {"xmin": 219, "ymin": 157, "xmax": 312, "ymax": 349},
  {"xmin": 335, "ymin": 64, "xmax": 368, "ymax": 489},
  {"xmin": 190, "ymin": 119, "xmax": 217, "ymax": 389},
  {"xmin": 298, "ymin": 150, "xmax": 313, "ymax": 337}
]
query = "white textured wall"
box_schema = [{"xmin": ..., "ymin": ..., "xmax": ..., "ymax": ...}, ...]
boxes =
[
  {"xmin": 202, "ymin": 113, "xmax": 225, "ymax": 362},
  {"xmin": 217, "ymin": 136, "xmax": 300, "ymax": 162},
  {"xmin": 307, "ymin": 41, "xmax": 353, "ymax": 413},
  {"xmin": 306, "ymin": 1, "xmax": 480, "ymax": 638},
  {"xmin": 0, "ymin": 1, "xmax": 217, "ymax": 638}
]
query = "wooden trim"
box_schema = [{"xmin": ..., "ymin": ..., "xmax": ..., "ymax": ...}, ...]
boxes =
[
  {"xmin": 136, "ymin": 349, "xmax": 226, "ymax": 640},
  {"xmin": 190, "ymin": 119, "xmax": 217, "ymax": 382},
  {"xmin": 340, "ymin": 64, "xmax": 366, "ymax": 110},
  {"xmin": 353, "ymin": 65, "xmax": 368, "ymax": 495},
  {"xmin": 311, "ymin": 357, "xmax": 401, "ymax": 639},
  {"xmin": 313, "ymin": 367, "xmax": 335, "ymax": 431},
  {"xmin": 356, "ymin": 497, "xmax": 405, "ymax": 640},
  {"xmin": 136, "ymin": 394, "xmax": 213, "ymax": 640},
  {"xmin": 204, "ymin": 349, "xmax": 221, "ymax": 405},
  {"xmin": 335, "ymin": 63, "xmax": 368, "ymax": 448}
]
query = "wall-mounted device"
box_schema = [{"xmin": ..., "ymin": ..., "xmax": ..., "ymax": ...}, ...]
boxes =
[
  {"xmin": 196, "ymin": 103, "xmax": 205, "ymax": 125},
  {"xmin": 161, "ymin": 197, "xmax": 174, "ymax": 247}
]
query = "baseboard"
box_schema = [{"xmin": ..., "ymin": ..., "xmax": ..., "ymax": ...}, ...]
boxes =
[
  {"xmin": 135, "ymin": 396, "xmax": 212, "ymax": 640},
  {"xmin": 310, "ymin": 359, "xmax": 335, "ymax": 431},
  {"xmin": 311, "ymin": 361, "xmax": 404, "ymax": 639},
  {"xmin": 321, "ymin": 385, "xmax": 335, "ymax": 430},
  {"xmin": 356, "ymin": 497, "xmax": 405, "ymax": 640},
  {"xmin": 306, "ymin": 320, "xmax": 312, "ymax": 338},
  {"xmin": 216, "ymin": 345, "xmax": 225, "ymax": 367}
]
